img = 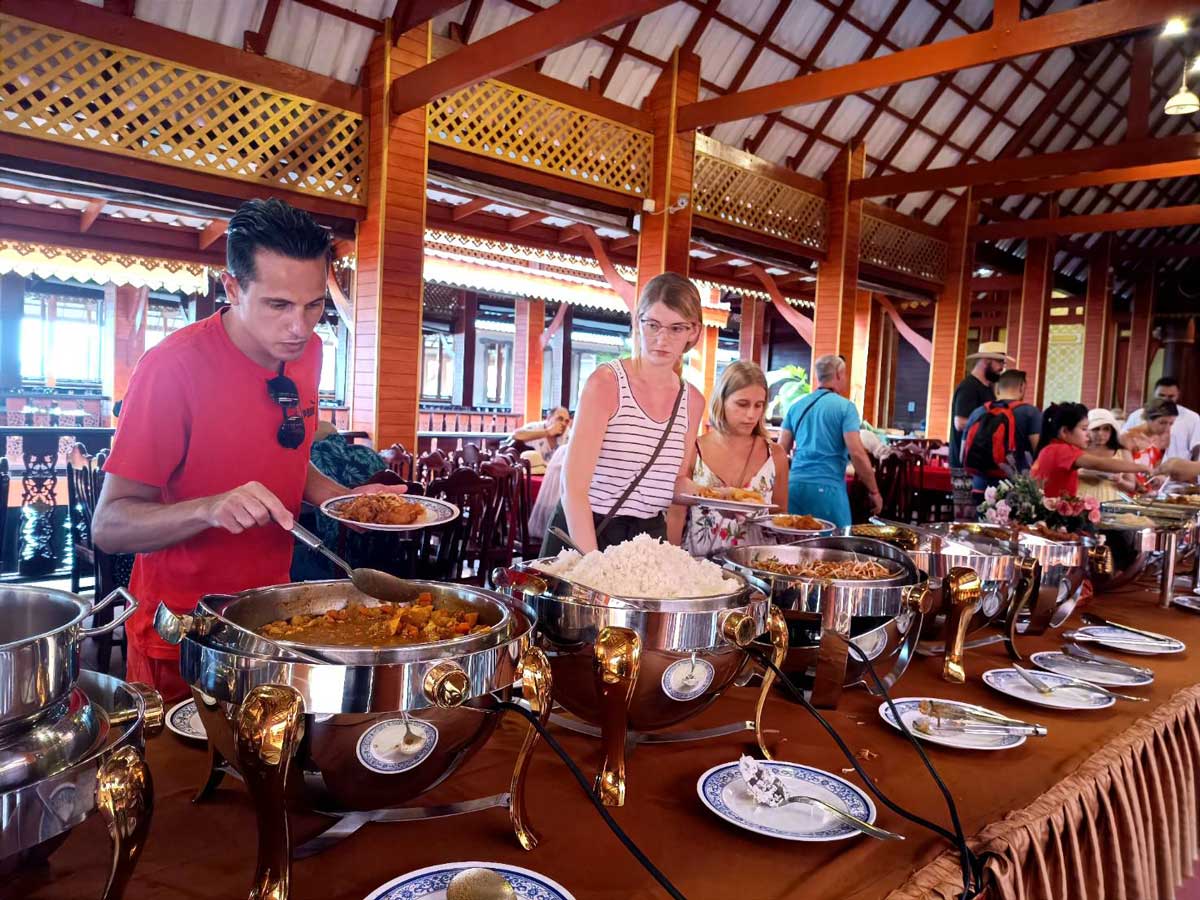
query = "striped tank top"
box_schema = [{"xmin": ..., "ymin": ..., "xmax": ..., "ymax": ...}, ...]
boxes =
[{"xmin": 587, "ymin": 359, "xmax": 689, "ymax": 519}]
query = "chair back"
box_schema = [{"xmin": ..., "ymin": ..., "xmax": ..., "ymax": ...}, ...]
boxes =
[
  {"xmin": 416, "ymin": 449, "xmax": 448, "ymax": 484},
  {"xmin": 65, "ymin": 443, "xmax": 96, "ymax": 550},
  {"xmin": 379, "ymin": 443, "xmax": 414, "ymax": 480},
  {"xmin": 480, "ymin": 458, "xmax": 518, "ymax": 572},
  {"xmin": 423, "ymin": 468, "xmax": 496, "ymax": 582}
]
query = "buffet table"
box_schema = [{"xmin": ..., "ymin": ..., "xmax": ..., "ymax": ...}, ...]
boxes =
[{"xmin": 16, "ymin": 587, "xmax": 1200, "ymax": 900}]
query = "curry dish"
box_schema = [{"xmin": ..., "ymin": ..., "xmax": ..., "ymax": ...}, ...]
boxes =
[
  {"xmin": 259, "ymin": 593, "xmax": 489, "ymax": 646},
  {"xmin": 332, "ymin": 494, "xmax": 426, "ymax": 525}
]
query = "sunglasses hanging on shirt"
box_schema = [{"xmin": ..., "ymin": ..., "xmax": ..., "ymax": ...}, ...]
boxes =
[{"xmin": 266, "ymin": 364, "xmax": 306, "ymax": 450}]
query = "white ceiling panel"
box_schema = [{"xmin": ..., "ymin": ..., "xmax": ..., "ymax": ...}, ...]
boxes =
[
  {"xmin": 953, "ymin": 64, "xmax": 992, "ymax": 95},
  {"xmin": 890, "ymin": 77, "xmax": 939, "ymax": 118},
  {"xmin": 891, "ymin": 131, "xmax": 938, "ymax": 170},
  {"xmin": 605, "ymin": 57, "xmax": 660, "ymax": 108},
  {"xmin": 864, "ymin": 111, "xmax": 907, "ymax": 154},
  {"xmin": 976, "ymin": 123, "xmax": 1015, "ymax": 161},
  {"xmin": 628, "ymin": 4, "xmax": 700, "ymax": 57},
  {"xmin": 951, "ymin": 106, "xmax": 991, "ymax": 148},
  {"xmin": 1006, "ymin": 84, "xmax": 1045, "ymax": 123},
  {"xmin": 718, "ymin": 0, "xmax": 779, "ymax": 34},
  {"xmin": 928, "ymin": 145, "xmax": 961, "ymax": 170},
  {"xmin": 740, "ymin": 49, "xmax": 796, "ymax": 91},
  {"xmin": 781, "ymin": 100, "xmax": 832, "ymax": 128},
  {"xmin": 980, "ymin": 65, "xmax": 1022, "ymax": 110},
  {"xmin": 881, "ymin": 0, "xmax": 940, "ymax": 48},
  {"xmin": 695, "ymin": 23, "xmax": 754, "ymax": 90},
  {"xmin": 711, "ymin": 118, "xmax": 765, "ymax": 153},
  {"xmin": 817, "ymin": 22, "xmax": 872, "ymax": 69},
  {"xmin": 923, "ymin": 93, "xmax": 967, "ymax": 133},
  {"xmin": 927, "ymin": 195, "xmax": 957, "ymax": 226},
  {"xmin": 821, "ymin": 94, "xmax": 874, "ymax": 143},
  {"xmin": 795, "ymin": 142, "xmax": 837, "ymax": 180},
  {"xmin": 774, "ymin": 1, "xmax": 834, "ymax": 58},
  {"xmin": 541, "ymin": 40, "xmax": 608, "ymax": 89},
  {"xmin": 756, "ymin": 126, "xmax": 807, "ymax": 167}
]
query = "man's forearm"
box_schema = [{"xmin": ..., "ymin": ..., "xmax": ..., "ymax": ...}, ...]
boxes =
[
  {"xmin": 304, "ymin": 463, "xmax": 347, "ymax": 506},
  {"xmin": 93, "ymin": 495, "xmax": 214, "ymax": 554}
]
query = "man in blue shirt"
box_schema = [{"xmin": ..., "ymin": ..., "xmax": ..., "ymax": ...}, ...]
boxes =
[{"xmin": 778, "ymin": 354, "xmax": 882, "ymax": 527}]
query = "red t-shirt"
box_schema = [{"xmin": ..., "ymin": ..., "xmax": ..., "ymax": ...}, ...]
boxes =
[
  {"xmin": 1030, "ymin": 440, "xmax": 1085, "ymax": 498},
  {"xmin": 104, "ymin": 311, "xmax": 320, "ymax": 659}
]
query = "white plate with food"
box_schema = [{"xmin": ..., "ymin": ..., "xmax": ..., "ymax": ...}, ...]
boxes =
[
  {"xmin": 697, "ymin": 759, "xmax": 877, "ymax": 842},
  {"xmin": 1068, "ymin": 625, "xmax": 1185, "ymax": 656},
  {"xmin": 1030, "ymin": 651, "xmax": 1154, "ymax": 687},
  {"xmin": 320, "ymin": 494, "xmax": 459, "ymax": 532},
  {"xmin": 982, "ymin": 668, "xmax": 1115, "ymax": 711},
  {"xmin": 878, "ymin": 697, "xmax": 1029, "ymax": 750},
  {"xmin": 675, "ymin": 488, "xmax": 776, "ymax": 512},
  {"xmin": 748, "ymin": 513, "xmax": 836, "ymax": 536},
  {"xmin": 166, "ymin": 699, "xmax": 206, "ymax": 741},
  {"xmin": 363, "ymin": 862, "xmax": 574, "ymax": 900}
]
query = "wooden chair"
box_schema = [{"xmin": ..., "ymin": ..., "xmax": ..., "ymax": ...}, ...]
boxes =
[
  {"xmin": 454, "ymin": 442, "xmax": 485, "ymax": 472},
  {"xmin": 422, "ymin": 468, "xmax": 496, "ymax": 583},
  {"xmin": 65, "ymin": 443, "xmax": 96, "ymax": 594},
  {"xmin": 479, "ymin": 458, "xmax": 519, "ymax": 577},
  {"xmin": 0, "ymin": 458, "xmax": 9, "ymax": 575},
  {"xmin": 379, "ymin": 443, "xmax": 414, "ymax": 481},
  {"xmin": 416, "ymin": 449, "xmax": 449, "ymax": 484},
  {"xmin": 85, "ymin": 450, "xmax": 135, "ymax": 674}
]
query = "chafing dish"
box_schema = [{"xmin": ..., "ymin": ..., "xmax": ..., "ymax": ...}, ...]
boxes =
[
  {"xmin": 1102, "ymin": 499, "xmax": 1200, "ymax": 605},
  {"xmin": 718, "ymin": 536, "xmax": 955, "ymax": 703},
  {"xmin": 495, "ymin": 561, "xmax": 781, "ymax": 807},
  {"xmin": 1, "ymin": 670, "xmax": 162, "ymax": 900},
  {"xmin": 851, "ymin": 522, "xmax": 1038, "ymax": 677},
  {"xmin": 165, "ymin": 580, "xmax": 551, "ymax": 900},
  {"xmin": 0, "ymin": 586, "xmax": 137, "ymax": 731}
]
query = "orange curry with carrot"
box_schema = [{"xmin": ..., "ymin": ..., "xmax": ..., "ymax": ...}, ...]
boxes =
[{"xmin": 258, "ymin": 593, "xmax": 488, "ymax": 646}]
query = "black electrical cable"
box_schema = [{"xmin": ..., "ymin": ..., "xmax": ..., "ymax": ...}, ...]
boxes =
[
  {"xmin": 497, "ymin": 700, "xmax": 688, "ymax": 900},
  {"xmin": 746, "ymin": 648, "xmax": 980, "ymax": 900}
]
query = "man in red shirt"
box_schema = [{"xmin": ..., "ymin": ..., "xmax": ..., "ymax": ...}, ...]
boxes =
[{"xmin": 93, "ymin": 198, "xmax": 396, "ymax": 700}]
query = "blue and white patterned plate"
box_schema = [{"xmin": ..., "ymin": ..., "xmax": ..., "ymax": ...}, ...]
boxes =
[
  {"xmin": 1030, "ymin": 651, "xmax": 1153, "ymax": 687},
  {"xmin": 166, "ymin": 700, "xmax": 206, "ymax": 741},
  {"xmin": 321, "ymin": 495, "xmax": 460, "ymax": 532},
  {"xmin": 983, "ymin": 668, "xmax": 1115, "ymax": 711},
  {"xmin": 1072, "ymin": 625, "xmax": 1185, "ymax": 656},
  {"xmin": 696, "ymin": 761, "xmax": 876, "ymax": 841},
  {"xmin": 879, "ymin": 697, "xmax": 1026, "ymax": 750},
  {"xmin": 363, "ymin": 862, "xmax": 574, "ymax": 900}
]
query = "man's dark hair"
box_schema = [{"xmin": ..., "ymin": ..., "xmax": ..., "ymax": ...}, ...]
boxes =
[
  {"xmin": 1155, "ymin": 376, "xmax": 1180, "ymax": 390},
  {"xmin": 996, "ymin": 369, "xmax": 1026, "ymax": 392},
  {"xmin": 1145, "ymin": 397, "xmax": 1180, "ymax": 420},
  {"xmin": 226, "ymin": 198, "xmax": 332, "ymax": 283}
]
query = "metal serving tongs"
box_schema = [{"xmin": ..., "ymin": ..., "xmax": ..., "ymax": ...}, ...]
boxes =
[{"xmin": 289, "ymin": 522, "xmax": 414, "ymax": 604}]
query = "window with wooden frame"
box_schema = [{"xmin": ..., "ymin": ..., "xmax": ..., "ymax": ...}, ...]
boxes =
[
  {"xmin": 21, "ymin": 294, "xmax": 103, "ymax": 388},
  {"xmin": 421, "ymin": 331, "xmax": 455, "ymax": 401}
]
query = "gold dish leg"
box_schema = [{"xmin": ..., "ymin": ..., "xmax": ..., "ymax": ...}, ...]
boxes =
[
  {"xmin": 510, "ymin": 647, "xmax": 553, "ymax": 850},
  {"xmin": 593, "ymin": 626, "xmax": 641, "ymax": 807},
  {"xmin": 1004, "ymin": 558, "xmax": 1041, "ymax": 660},
  {"xmin": 234, "ymin": 685, "xmax": 305, "ymax": 900},
  {"xmin": 97, "ymin": 745, "xmax": 154, "ymax": 900},
  {"xmin": 754, "ymin": 605, "xmax": 788, "ymax": 760},
  {"xmin": 941, "ymin": 567, "xmax": 983, "ymax": 683}
]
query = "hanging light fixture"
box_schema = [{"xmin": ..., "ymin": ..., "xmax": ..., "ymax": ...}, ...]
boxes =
[{"xmin": 1161, "ymin": 61, "xmax": 1200, "ymax": 115}]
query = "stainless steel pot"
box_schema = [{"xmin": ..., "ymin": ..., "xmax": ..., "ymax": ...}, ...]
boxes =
[
  {"xmin": 0, "ymin": 670, "xmax": 162, "ymax": 898},
  {"xmin": 717, "ymin": 536, "xmax": 950, "ymax": 703},
  {"xmin": 1093, "ymin": 520, "xmax": 1159, "ymax": 591},
  {"xmin": 494, "ymin": 561, "xmax": 782, "ymax": 807},
  {"xmin": 168, "ymin": 579, "xmax": 552, "ymax": 900},
  {"xmin": 0, "ymin": 586, "xmax": 137, "ymax": 733}
]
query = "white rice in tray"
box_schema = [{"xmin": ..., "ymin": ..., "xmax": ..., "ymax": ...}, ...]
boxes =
[{"xmin": 537, "ymin": 534, "xmax": 733, "ymax": 598}]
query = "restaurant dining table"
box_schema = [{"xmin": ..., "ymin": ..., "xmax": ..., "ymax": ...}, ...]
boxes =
[{"xmin": 17, "ymin": 583, "xmax": 1200, "ymax": 900}]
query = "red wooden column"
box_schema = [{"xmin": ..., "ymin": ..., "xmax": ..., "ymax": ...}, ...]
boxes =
[
  {"xmin": 112, "ymin": 284, "xmax": 147, "ymax": 404},
  {"xmin": 1004, "ymin": 289, "xmax": 1021, "ymax": 351},
  {"xmin": 925, "ymin": 191, "xmax": 976, "ymax": 442},
  {"xmin": 636, "ymin": 49, "xmax": 700, "ymax": 293},
  {"xmin": 1099, "ymin": 317, "xmax": 1119, "ymax": 409},
  {"xmin": 849, "ymin": 289, "xmax": 872, "ymax": 409},
  {"xmin": 512, "ymin": 299, "xmax": 545, "ymax": 426},
  {"xmin": 1125, "ymin": 269, "xmax": 1155, "ymax": 412},
  {"xmin": 739, "ymin": 293, "xmax": 765, "ymax": 365},
  {"xmin": 813, "ymin": 143, "xmax": 866, "ymax": 365},
  {"xmin": 352, "ymin": 24, "xmax": 431, "ymax": 450},
  {"xmin": 1017, "ymin": 235, "xmax": 1056, "ymax": 406},
  {"xmin": 862, "ymin": 299, "xmax": 886, "ymax": 426},
  {"xmin": 1080, "ymin": 235, "xmax": 1112, "ymax": 408}
]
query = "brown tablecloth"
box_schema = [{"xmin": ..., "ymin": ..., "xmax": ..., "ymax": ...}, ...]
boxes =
[{"xmin": 15, "ymin": 587, "xmax": 1200, "ymax": 900}]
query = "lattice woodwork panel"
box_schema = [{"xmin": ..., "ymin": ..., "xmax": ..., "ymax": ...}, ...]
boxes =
[
  {"xmin": 0, "ymin": 14, "xmax": 365, "ymax": 204},
  {"xmin": 1043, "ymin": 323, "xmax": 1084, "ymax": 405},
  {"xmin": 692, "ymin": 148, "xmax": 825, "ymax": 250},
  {"xmin": 860, "ymin": 215, "xmax": 948, "ymax": 283},
  {"xmin": 427, "ymin": 80, "xmax": 651, "ymax": 197}
]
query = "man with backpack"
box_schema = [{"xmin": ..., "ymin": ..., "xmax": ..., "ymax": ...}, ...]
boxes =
[{"xmin": 961, "ymin": 369, "xmax": 1042, "ymax": 503}]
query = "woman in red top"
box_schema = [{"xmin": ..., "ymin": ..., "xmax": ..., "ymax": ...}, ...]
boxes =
[{"xmin": 1032, "ymin": 403, "xmax": 1150, "ymax": 497}]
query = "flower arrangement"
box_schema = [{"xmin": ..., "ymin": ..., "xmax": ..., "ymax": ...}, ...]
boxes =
[
  {"xmin": 977, "ymin": 475, "xmax": 1100, "ymax": 536},
  {"xmin": 1041, "ymin": 494, "xmax": 1102, "ymax": 534}
]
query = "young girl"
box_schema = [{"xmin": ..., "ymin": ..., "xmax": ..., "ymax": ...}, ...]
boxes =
[
  {"xmin": 1032, "ymin": 403, "xmax": 1149, "ymax": 497},
  {"xmin": 542, "ymin": 273, "xmax": 706, "ymax": 555},
  {"xmin": 1076, "ymin": 408, "xmax": 1138, "ymax": 501},
  {"xmin": 672, "ymin": 361, "xmax": 788, "ymax": 556}
]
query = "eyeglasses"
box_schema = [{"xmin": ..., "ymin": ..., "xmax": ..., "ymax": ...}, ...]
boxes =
[
  {"xmin": 639, "ymin": 318, "xmax": 696, "ymax": 339},
  {"xmin": 266, "ymin": 367, "xmax": 306, "ymax": 450}
]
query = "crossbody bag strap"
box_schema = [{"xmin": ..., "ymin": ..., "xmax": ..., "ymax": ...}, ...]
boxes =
[
  {"xmin": 595, "ymin": 381, "xmax": 687, "ymax": 540},
  {"xmin": 790, "ymin": 388, "xmax": 833, "ymax": 436}
]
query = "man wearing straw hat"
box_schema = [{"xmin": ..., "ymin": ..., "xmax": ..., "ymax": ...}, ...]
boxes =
[{"xmin": 949, "ymin": 341, "xmax": 1012, "ymax": 517}]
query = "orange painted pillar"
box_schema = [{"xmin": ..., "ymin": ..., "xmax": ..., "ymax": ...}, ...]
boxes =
[
  {"xmin": 813, "ymin": 143, "xmax": 866, "ymax": 366},
  {"xmin": 925, "ymin": 191, "xmax": 976, "ymax": 442},
  {"xmin": 1099, "ymin": 316, "xmax": 1119, "ymax": 409},
  {"xmin": 112, "ymin": 284, "xmax": 147, "ymax": 404},
  {"xmin": 1125, "ymin": 269, "xmax": 1155, "ymax": 412},
  {"xmin": 352, "ymin": 24, "xmax": 430, "ymax": 450},
  {"xmin": 1004, "ymin": 289, "xmax": 1021, "ymax": 350},
  {"xmin": 636, "ymin": 49, "xmax": 700, "ymax": 293},
  {"xmin": 513, "ymin": 299, "xmax": 545, "ymax": 425},
  {"xmin": 739, "ymin": 293, "xmax": 765, "ymax": 365},
  {"xmin": 862, "ymin": 299, "xmax": 886, "ymax": 426},
  {"xmin": 1080, "ymin": 235, "xmax": 1112, "ymax": 408},
  {"xmin": 1017, "ymin": 236, "xmax": 1055, "ymax": 406},
  {"xmin": 849, "ymin": 289, "xmax": 872, "ymax": 410}
]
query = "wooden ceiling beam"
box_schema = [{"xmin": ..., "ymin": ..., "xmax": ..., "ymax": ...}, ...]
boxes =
[
  {"xmin": 390, "ymin": 0, "xmax": 673, "ymax": 115},
  {"xmin": 972, "ymin": 204, "xmax": 1200, "ymax": 241},
  {"xmin": 243, "ymin": 0, "xmax": 282, "ymax": 56},
  {"xmin": 676, "ymin": 0, "xmax": 1180, "ymax": 132},
  {"xmin": 198, "ymin": 219, "xmax": 229, "ymax": 251},
  {"xmin": 293, "ymin": 0, "xmax": 383, "ymax": 31},
  {"xmin": 0, "ymin": 0, "xmax": 364, "ymax": 113},
  {"xmin": 507, "ymin": 210, "xmax": 547, "ymax": 232},
  {"xmin": 79, "ymin": 199, "xmax": 104, "ymax": 233},
  {"xmin": 854, "ymin": 133, "xmax": 1200, "ymax": 199},
  {"xmin": 451, "ymin": 198, "xmax": 492, "ymax": 222},
  {"xmin": 609, "ymin": 235, "xmax": 640, "ymax": 252},
  {"xmin": 975, "ymin": 158, "xmax": 1200, "ymax": 201}
]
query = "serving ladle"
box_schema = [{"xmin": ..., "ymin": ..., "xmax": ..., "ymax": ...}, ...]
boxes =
[{"xmin": 289, "ymin": 522, "xmax": 414, "ymax": 604}]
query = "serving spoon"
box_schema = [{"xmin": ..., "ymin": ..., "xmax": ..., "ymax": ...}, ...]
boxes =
[{"xmin": 289, "ymin": 522, "xmax": 414, "ymax": 603}]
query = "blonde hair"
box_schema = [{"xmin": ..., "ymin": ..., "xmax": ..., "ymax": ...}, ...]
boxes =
[
  {"xmin": 708, "ymin": 361, "xmax": 770, "ymax": 439},
  {"xmin": 631, "ymin": 273, "xmax": 703, "ymax": 363}
]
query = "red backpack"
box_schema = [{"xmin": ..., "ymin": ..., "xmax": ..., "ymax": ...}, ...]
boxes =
[{"xmin": 963, "ymin": 400, "xmax": 1029, "ymax": 479}]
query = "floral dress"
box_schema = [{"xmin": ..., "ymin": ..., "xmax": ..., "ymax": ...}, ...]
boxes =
[{"xmin": 683, "ymin": 446, "xmax": 776, "ymax": 557}]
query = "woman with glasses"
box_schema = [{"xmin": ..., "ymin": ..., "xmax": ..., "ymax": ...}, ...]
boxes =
[
  {"xmin": 540, "ymin": 273, "xmax": 706, "ymax": 555},
  {"xmin": 673, "ymin": 361, "xmax": 788, "ymax": 556}
]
